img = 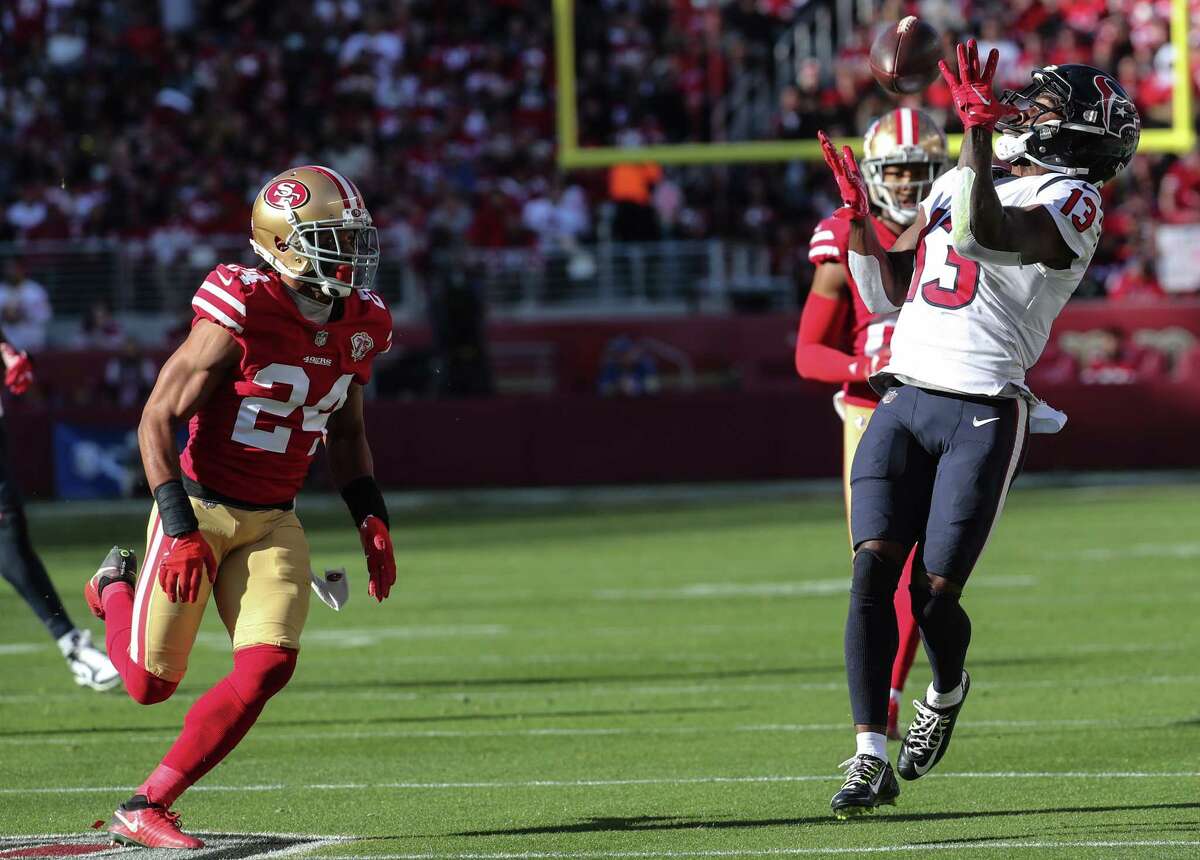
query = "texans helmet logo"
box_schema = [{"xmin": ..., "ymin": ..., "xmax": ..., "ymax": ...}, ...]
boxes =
[
  {"xmin": 1093, "ymin": 75, "xmax": 1138, "ymax": 138},
  {"xmin": 264, "ymin": 178, "xmax": 311, "ymax": 210}
]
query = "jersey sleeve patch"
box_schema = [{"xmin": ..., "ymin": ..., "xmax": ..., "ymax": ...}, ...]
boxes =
[
  {"xmin": 192, "ymin": 264, "xmax": 249, "ymax": 333},
  {"xmin": 1036, "ymin": 179, "xmax": 1103, "ymax": 264},
  {"xmin": 808, "ymin": 217, "xmax": 847, "ymax": 265}
]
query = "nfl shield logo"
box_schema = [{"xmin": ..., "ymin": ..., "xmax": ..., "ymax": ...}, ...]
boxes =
[
  {"xmin": 314, "ymin": 330, "xmax": 328, "ymax": 347},
  {"xmin": 350, "ymin": 331, "xmax": 374, "ymax": 362},
  {"xmin": 882, "ymin": 388, "xmax": 899, "ymax": 404}
]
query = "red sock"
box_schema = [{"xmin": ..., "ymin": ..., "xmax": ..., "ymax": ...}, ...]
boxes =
[
  {"xmin": 890, "ymin": 550, "xmax": 922, "ymax": 693},
  {"xmin": 140, "ymin": 645, "xmax": 297, "ymax": 807},
  {"xmin": 101, "ymin": 583, "xmax": 176, "ymax": 705}
]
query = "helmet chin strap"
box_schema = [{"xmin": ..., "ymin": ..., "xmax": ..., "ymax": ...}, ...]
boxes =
[{"xmin": 993, "ymin": 130, "xmax": 1032, "ymax": 163}]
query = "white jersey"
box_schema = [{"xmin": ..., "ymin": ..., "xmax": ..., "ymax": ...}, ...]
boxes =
[{"xmin": 884, "ymin": 166, "xmax": 1102, "ymax": 396}]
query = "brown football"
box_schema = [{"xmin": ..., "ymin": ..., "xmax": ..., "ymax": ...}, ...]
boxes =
[{"xmin": 869, "ymin": 16, "xmax": 942, "ymax": 95}]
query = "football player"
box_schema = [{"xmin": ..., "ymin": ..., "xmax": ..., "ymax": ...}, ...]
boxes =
[
  {"xmin": 795, "ymin": 108, "xmax": 948, "ymax": 741},
  {"xmin": 821, "ymin": 44, "xmax": 1139, "ymax": 818},
  {"xmin": 84, "ymin": 166, "xmax": 397, "ymax": 848},
  {"xmin": 0, "ymin": 339, "xmax": 119, "ymax": 690}
]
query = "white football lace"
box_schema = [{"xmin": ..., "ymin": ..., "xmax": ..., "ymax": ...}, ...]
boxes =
[
  {"xmin": 837, "ymin": 755, "xmax": 883, "ymax": 788},
  {"xmin": 906, "ymin": 700, "xmax": 952, "ymax": 756}
]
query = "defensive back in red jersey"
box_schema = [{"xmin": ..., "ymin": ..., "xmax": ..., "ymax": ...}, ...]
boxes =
[
  {"xmin": 181, "ymin": 263, "xmax": 392, "ymax": 504},
  {"xmin": 807, "ymin": 213, "xmax": 901, "ymax": 406}
]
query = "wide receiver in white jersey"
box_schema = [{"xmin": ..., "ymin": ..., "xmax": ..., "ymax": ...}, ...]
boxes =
[{"xmin": 818, "ymin": 41, "xmax": 1140, "ymax": 819}]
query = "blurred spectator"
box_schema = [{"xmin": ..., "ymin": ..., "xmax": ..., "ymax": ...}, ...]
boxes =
[
  {"xmin": 76, "ymin": 302, "xmax": 126, "ymax": 350},
  {"xmin": 0, "ymin": 260, "xmax": 52, "ymax": 351},
  {"xmin": 598, "ymin": 336, "xmax": 660, "ymax": 397},
  {"xmin": 104, "ymin": 341, "xmax": 158, "ymax": 408},
  {"xmin": 1106, "ymin": 257, "xmax": 1166, "ymax": 302},
  {"xmin": 1158, "ymin": 152, "xmax": 1200, "ymax": 224},
  {"xmin": 609, "ymin": 162, "xmax": 662, "ymax": 242}
]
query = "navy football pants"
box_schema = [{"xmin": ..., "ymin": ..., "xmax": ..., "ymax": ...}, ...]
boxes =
[{"xmin": 850, "ymin": 385, "xmax": 1030, "ymax": 584}]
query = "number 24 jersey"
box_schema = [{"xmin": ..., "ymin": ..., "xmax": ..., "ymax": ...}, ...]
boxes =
[
  {"xmin": 181, "ymin": 263, "xmax": 392, "ymax": 505},
  {"xmin": 884, "ymin": 166, "xmax": 1102, "ymax": 396}
]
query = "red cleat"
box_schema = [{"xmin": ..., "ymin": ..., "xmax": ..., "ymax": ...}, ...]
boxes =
[
  {"xmin": 107, "ymin": 799, "xmax": 204, "ymax": 849},
  {"xmin": 886, "ymin": 696, "xmax": 902, "ymax": 741},
  {"xmin": 85, "ymin": 547, "xmax": 137, "ymax": 619}
]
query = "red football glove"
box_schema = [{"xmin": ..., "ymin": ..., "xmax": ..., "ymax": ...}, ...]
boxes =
[
  {"xmin": 0, "ymin": 343, "xmax": 33, "ymax": 395},
  {"xmin": 157, "ymin": 531, "xmax": 217, "ymax": 603},
  {"xmin": 938, "ymin": 39, "xmax": 1020, "ymax": 132},
  {"xmin": 852, "ymin": 347, "xmax": 892, "ymax": 381},
  {"xmin": 359, "ymin": 515, "xmax": 396, "ymax": 602},
  {"xmin": 818, "ymin": 130, "xmax": 870, "ymax": 221}
]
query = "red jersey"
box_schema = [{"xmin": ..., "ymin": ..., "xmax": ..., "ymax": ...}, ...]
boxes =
[
  {"xmin": 806, "ymin": 213, "xmax": 900, "ymax": 406},
  {"xmin": 181, "ymin": 263, "xmax": 393, "ymax": 505}
]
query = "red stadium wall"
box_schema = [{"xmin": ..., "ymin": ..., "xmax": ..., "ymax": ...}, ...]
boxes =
[{"xmin": 7, "ymin": 301, "xmax": 1200, "ymax": 499}]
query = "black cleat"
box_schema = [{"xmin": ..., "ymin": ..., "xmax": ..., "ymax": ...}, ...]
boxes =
[
  {"xmin": 830, "ymin": 754, "xmax": 900, "ymax": 819},
  {"xmin": 85, "ymin": 546, "xmax": 138, "ymax": 619},
  {"xmin": 897, "ymin": 670, "xmax": 971, "ymax": 781}
]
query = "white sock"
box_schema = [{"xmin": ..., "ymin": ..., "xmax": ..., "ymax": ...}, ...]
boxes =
[
  {"xmin": 927, "ymin": 680, "xmax": 963, "ymax": 710},
  {"xmin": 855, "ymin": 731, "xmax": 888, "ymax": 762},
  {"xmin": 56, "ymin": 628, "xmax": 81, "ymax": 657}
]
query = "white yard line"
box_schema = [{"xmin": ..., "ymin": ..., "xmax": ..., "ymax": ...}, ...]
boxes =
[
  {"xmin": 593, "ymin": 576, "xmax": 1035, "ymax": 601},
  {"xmin": 3, "ymin": 770, "xmax": 1196, "ymax": 795}
]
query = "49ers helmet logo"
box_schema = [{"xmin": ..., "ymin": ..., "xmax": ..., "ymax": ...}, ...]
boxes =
[{"xmin": 264, "ymin": 179, "xmax": 311, "ymax": 210}]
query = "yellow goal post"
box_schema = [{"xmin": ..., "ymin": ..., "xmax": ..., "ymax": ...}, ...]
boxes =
[{"xmin": 553, "ymin": 0, "xmax": 1194, "ymax": 167}]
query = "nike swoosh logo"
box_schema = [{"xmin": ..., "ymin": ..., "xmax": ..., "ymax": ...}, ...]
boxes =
[
  {"xmin": 912, "ymin": 757, "xmax": 936, "ymax": 777},
  {"xmin": 114, "ymin": 810, "xmax": 139, "ymax": 833},
  {"xmin": 869, "ymin": 768, "xmax": 887, "ymax": 791},
  {"xmin": 970, "ymin": 85, "xmax": 991, "ymax": 105},
  {"xmin": 216, "ymin": 270, "xmax": 234, "ymax": 286},
  {"xmin": 972, "ymin": 416, "xmax": 1001, "ymax": 427}
]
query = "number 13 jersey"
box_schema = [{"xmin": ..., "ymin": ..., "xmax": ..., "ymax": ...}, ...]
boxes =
[
  {"xmin": 181, "ymin": 263, "xmax": 393, "ymax": 505},
  {"xmin": 883, "ymin": 166, "xmax": 1102, "ymax": 396}
]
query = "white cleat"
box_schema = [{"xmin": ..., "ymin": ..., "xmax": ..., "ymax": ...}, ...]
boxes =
[{"xmin": 60, "ymin": 629, "xmax": 120, "ymax": 691}]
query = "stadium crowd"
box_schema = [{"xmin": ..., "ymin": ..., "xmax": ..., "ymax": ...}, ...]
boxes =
[{"xmin": 1, "ymin": 0, "xmax": 1198, "ymax": 312}]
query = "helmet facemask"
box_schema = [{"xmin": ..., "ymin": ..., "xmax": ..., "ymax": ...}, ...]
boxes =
[
  {"xmin": 278, "ymin": 208, "xmax": 379, "ymax": 299},
  {"xmin": 861, "ymin": 155, "xmax": 941, "ymax": 225}
]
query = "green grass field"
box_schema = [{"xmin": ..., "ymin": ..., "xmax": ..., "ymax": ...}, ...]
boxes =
[{"xmin": 1, "ymin": 481, "xmax": 1198, "ymax": 858}]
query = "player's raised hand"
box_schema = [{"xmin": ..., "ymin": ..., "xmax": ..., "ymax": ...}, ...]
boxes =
[
  {"xmin": 938, "ymin": 39, "xmax": 1019, "ymax": 132},
  {"xmin": 358, "ymin": 515, "xmax": 396, "ymax": 602},
  {"xmin": 818, "ymin": 130, "xmax": 870, "ymax": 221},
  {"xmin": 1, "ymin": 343, "xmax": 33, "ymax": 395},
  {"xmin": 157, "ymin": 531, "xmax": 217, "ymax": 603}
]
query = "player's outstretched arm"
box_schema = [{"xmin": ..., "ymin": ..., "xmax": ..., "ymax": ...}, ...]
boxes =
[
  {"xmin": 326, "ymin": 384, "xmax": 396, "ymax": 602},
  {"xmin": 941, "ymin": 40, "xmax": 1075, "ymax": 270},
  {"xmin": 818, "ymin": 130, "xmax": 918, "ymax": 311},
  {"xmin": 138, "ymin": 320, "xmax": 236, "ymax": 602}
]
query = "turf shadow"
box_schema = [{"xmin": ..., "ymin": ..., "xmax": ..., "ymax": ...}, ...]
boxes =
[{"xmin": 450, "ymin": 802, "xmax": 1200, "ymax": 836}]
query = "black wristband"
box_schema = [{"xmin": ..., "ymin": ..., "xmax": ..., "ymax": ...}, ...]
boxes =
[
  {"xmin": 153, "ymin": 480, "xmax": 200, "ymax": 537},
  {"xmin": 340, "ymin": 475, "xmax": 389, "ymax": 529}
]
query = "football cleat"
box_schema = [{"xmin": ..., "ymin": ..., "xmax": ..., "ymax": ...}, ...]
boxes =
[
  {"xmin": 107, "ymin": 796, "xmax": 204, "ymax": 849},
  {"xmin": 897, "ymin": 670, "xmax": 971, "ymax": 781},
  {"xmin": 85, "ymin": 546, "xmax": 138, "ymax": 619},
  {"xmin": 59, "ymin": 629, "xmax": 120, "ymax": 691},
  {"xmin": 886, "ymin": 695, "xmax": 902, "ymax": 741},
  {"xmin": 830, "ymin": 754, "xmax": 899, "ymax": 819}
]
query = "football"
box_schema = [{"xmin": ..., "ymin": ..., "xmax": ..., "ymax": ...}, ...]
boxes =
[{"xmin": 869, "ymin": 15, "xmax": 943, "ymax": 95}]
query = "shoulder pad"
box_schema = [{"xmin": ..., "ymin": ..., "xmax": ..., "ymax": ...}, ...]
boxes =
[
  {"xmin": 192, "ymin": 264, "xmax": 262, "ymax": 333},
  {"xmin": 809, "ymin": 216, "xmax": 848, "ymax": 265}
]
